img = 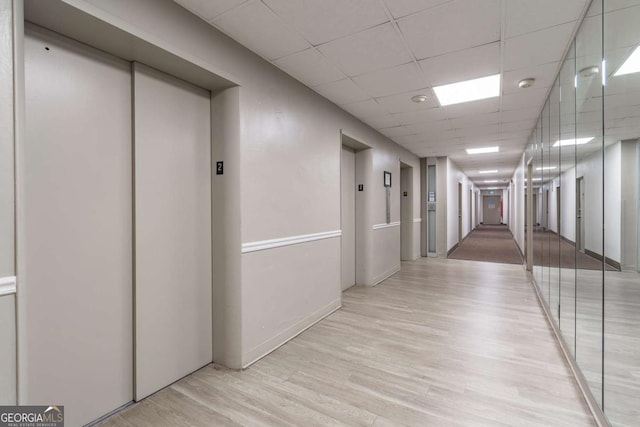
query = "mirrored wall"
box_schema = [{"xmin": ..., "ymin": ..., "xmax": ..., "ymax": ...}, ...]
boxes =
[{"xmin": 527, "ymin": 0, "xmax": 640, "ymax": 425}]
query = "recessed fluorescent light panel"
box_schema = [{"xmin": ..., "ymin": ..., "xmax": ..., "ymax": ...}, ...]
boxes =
[
  {"xmin": 615, "ymin": 46, "xmax": 640, "ymax": 76},
  {"xmin": 552, "ymin": 137, "xmax": 594, "ymax": 147},
  {"xmin": 433, "ymin": 74, "xmax": 500, "ymax": 106},
  {"xmin": 479, "ymin": 170, "xmax": 498, "ymax": 174},
  {"xmin": 466, "ymin": 146, "xmax": 499, "ymax": 155},
  {"xmin": 484, "ymin": 180, "xmax": 498, "ymax": 183},
  {"xmin": 532, "ymin": 178, "xmax": 542, "ymax": 181},
  {"xmin": 536, "ymin": 166, "xmax": 557, "ymax": 171},
  {"xmin": 486, "ymin": 187, "xmax": 499, "ymax": 190}
]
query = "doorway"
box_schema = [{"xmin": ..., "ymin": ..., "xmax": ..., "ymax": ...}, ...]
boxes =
[
  {"xmin": 469, "ymin": 189, "xmax": 473, "ymax": 233},
  {"xmin": 577, "ymin": 177, "xmax": 585, "ymax": 251},
  {"xmin": 556, "ymin": 186, "xmax": 561, "ymax": 236},
  {"xmin": 458, "ymin": 182, "xmax": 463, "ymax": 245},
  {"xmin": 400, "ymin": 163, "xmax": 414, "ymax": 261},
  {"xmin": 545, "ymin": 189, "xmax": 550, "ymax": 230},
  {"xmin": 341, "ymin": 146, "xmax": 356, "ymax": 290},
  {"xmin": 483, "ymin": 195, "xmax": 501, "ymax": 225}
]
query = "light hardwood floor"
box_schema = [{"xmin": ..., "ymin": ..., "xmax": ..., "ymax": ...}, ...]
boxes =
[
  {"xmin": 534, "ymin": 264, "xmax": 640, "ymax": 427},
  {"xmin": 99, "ymin": 258, "xmax": 595, "ymax": 427}
]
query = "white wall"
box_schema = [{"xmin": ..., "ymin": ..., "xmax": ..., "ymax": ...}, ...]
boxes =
[
  {"xmin": 446, "ymin": 158, "xmax": 476, "ymax": 251},
  {"xmin": 0, "ymin": 0, "xmax": 14, "ymax": 278},
  {"xmin": 0, "ymin": 0, "xmax": 17, "ymax": 406},
  {"xmin": 53, "ymin": 0, "xmax": 422, "ymax": 370},
  {"xmin": 0, "ymin": 294, "xmax": 15, "ymax": 405}
]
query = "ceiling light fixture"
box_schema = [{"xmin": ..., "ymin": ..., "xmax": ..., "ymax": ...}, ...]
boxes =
[
  {"xmin": 411, "ymin": 94, "xmax": 429, "ymax": 103},
  {"xmin": 579, "ymin": 65, "xmax": 599, "ymax": 78},
  {"xmin": 484, "ymin": 180, "xmax": 498, "ymax": 183},
  {"xmin": 536, "ymin": 166, "xmax": 557, "ymax": 171},
  {"xmin": 486, "ymin": 187, "xmax": 499, "ymax": 190},
  {"xmin": 479, "ymin": 170, "xmax": 498, "ymax": 174},
  {"xmin": 552, "ymin": 137, "xmax": 594, "ymax": 147},
  {"xmin": 466, "ymin": 146, "xmax": 499, "ymax": 155},
  {"xmin": 518, "ymin": 78, "xmax": 535, "ymax": 89},
  {"xmin": 433, "ymin": 74, "xmax": 500, "ymax": 106},
  {"xmin": 615, "ymin": 45, "xmax": 640, "ymax": 76},
  {"xmin": 532, "ymin": 178, "xmax": 542, "ymax": 181}
]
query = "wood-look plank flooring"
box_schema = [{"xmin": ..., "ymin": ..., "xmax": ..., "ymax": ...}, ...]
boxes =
[
  {"xmin": 99, "ymin": 258, "xmax": 595, "ymax": 427},
  {"xmin": 535, "ymin": 264, "xmax": 640, "ymax": 427}
]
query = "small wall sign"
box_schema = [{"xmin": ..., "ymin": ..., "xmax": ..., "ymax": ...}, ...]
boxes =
[
  {"xmin": 383, "ymin": 171, "xmax": 392, "ymax": 187},
  {"xmin": 358, "ymin": 184, "xmax": 364, "ymax": 191},
  {"xmin": 403, "ymin": 191, "xmax": 408, "ymax": 197},
  {"xmin": 216, "ymin": 161, "xmax": 224, "ymax": 175}
]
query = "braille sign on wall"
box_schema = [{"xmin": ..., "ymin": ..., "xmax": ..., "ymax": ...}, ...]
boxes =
[
  {"xmin": 216, "ymin": 161, "xmax": 223, "ymax": 175},
  {"xmin": 358, "ymin": 184, "xmax": 364, "ymax": 191}
]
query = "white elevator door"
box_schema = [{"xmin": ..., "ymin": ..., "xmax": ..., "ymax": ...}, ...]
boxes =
[
  {"xmin": 24, "ymin": 26, "xmax": 133, "ymax": 426},
  {"xmin": 133, "ymin": 63, "xmax": 212, "ymax": 400},
  {"xmin": 341, "ymin": 147, "xmax": 356, "ymax": 290}
]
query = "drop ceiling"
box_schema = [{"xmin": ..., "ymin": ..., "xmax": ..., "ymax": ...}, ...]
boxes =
[{"xmin": 174, "ymin": 0, "xmax": 590, "ymax": 187}]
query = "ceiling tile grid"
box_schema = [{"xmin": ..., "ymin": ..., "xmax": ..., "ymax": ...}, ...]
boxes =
[{"xmin": 175, "ymin": 0, "xmax": 590, "ymax": 187}]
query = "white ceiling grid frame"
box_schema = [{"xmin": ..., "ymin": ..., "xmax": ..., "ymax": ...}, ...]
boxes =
[{"xmin": 175, "ymin": 0, "xmax": 592, "ymax": 186}]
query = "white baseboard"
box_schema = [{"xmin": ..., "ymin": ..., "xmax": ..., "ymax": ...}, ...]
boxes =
[
  {"xmin": 372, "ymin": 265, "xmax": 401, "ymax": 286},
  {"xmin": 242, "ymin": 298, "xmax": 341, "ymax": 368}
]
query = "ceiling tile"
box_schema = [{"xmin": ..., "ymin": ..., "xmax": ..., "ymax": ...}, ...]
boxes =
[
  {"xmin": 392, "ymin": 107, "xmax": 447, "ymax": 125},
  {"xmin": 501, "ymin": 107, "xmax": 541, "ymax": 122},
  {"xmin": 363, "ymin": 114, "xmax": 402, "ymax": 129},
  {"xmin": 375, "ymin": 88, "xmax": 439, "ymax": 113},
  {"xmin": 502, "ymin": 61, "xmax": 559, "ymax": 94},
  {"xmin": 312, "ymin": 79, "xmax": 370, "ymax": 105},
  {"xmin": 502, "ymin": 87, "xmax": 549, "ymax": 111},
  {"xmin": 274, "ymin": 48, "xmax": 345, "ymax": 87},
  {"xmin": 503, "ymin": 22, "xmax": 575, "ymax": 71},
  {"xmin": 404, "ymin": 119, "xmax": 454, "ymax": 134},
  {"xmin": 379, "ymin": 125, "xmax": 414, "ymax": 138},
  {"xmin": 340, "ymin": 99, "xmax": 387, "ymax": 117},
  {"xmin": 175, "ymin": 0, "xmax": 248, "ymax": 21},
  {"xmin": 318, "ymin": 23, "xmax": 412, "ymax": 77},
  {"xmin": 352, "ymin": 62, "xmax": 426, "ymax": 97},
  {"xmin": 505, "ymin": 0, "xmax": 587, "ymax": 39},
  {"xmin": 398, "ymin": 0, "xmax": 501, "ymax": 60},
  {"xmin": 419, "ymin": 42, "xmax": 500, "ymax": 87},
  {"xmin": 263, "ymin": 0, "xmax": 388, "ymax": 45},
  {"xmin": 449, "ymin": 112, "xmax": 501, "ymax": 128},
  {"xmin": 212, "ymin": 1, "xmax": 310, "ymax": 60},
  {"xmin": 383, "ymin": 0, "xmax": 453, "ymax": 19},
  {"xmin": 500, "ymin": 119, "xmax": 537, "ymax": 133}
]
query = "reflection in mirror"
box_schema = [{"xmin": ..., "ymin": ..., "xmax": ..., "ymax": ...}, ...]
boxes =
[
  {"xmin": 575, "ymin": 0, "xmax": 604, "ymax": 406},
  {"xmin": 533, "ymin": 119, "xmax": 544, "ymax": 293},
  {"xmin": 559, "ymin": 42, "xmax": 577, "ymax": 357},
  {"xmin": 548, "ymin": 79, "xmax": 561, "ymax": 324},
  {"xmin": 604, "ymin": 0, "xmax": 640, "ymax": 425},
  {"xmin": 540, "ymin": 99, "xmax": 552, "ymax": 305}
]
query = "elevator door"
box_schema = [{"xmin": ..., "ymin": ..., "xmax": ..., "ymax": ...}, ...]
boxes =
[
  {"xmin": 24, "ymin": 26, "xmax": 133, "ymax": 426},
  {"xmin": 341, "ymin": 147, "xmax": 356, "ymax": 290},
  {"xmin": 133, "ymin": 63, "xmax": 212, "ymax": 400}
]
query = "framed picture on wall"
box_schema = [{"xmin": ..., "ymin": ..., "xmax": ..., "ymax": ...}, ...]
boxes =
[{"xmin": 384, "ymin": 171, "xmax": 392, "ymax": 187}]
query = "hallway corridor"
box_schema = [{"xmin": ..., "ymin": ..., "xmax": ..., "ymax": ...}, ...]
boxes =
[
  {"xmin": 99, "ymin": 258, "xmax": 593, "ymax": 427},
  {"xmin": 449, "ymin": 225, "xmax": 523, "ymax": 265}
]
